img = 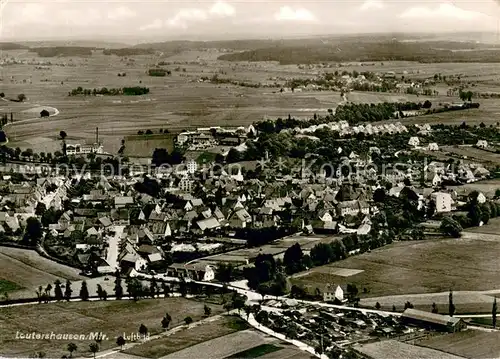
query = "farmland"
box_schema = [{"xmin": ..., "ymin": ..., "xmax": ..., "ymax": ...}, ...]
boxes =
[
  {"xmin": 354, "ymin": 340, "xmax": 465, "ymax": 359},
  {"xmin": 4, "ymin": 45, "xmax": 500, "ymax": 156},
  {"xmin": 124, "ymin": 133, "xmax": 176, "ymax": 158},
  {"xmin": 0, "ymin": 297, "xmax": 223, "ymax": 358},
  {"xmin": 0, "ymin": 246, "xmax": 84, "ymax": 299},
  {"xmin": 123, "ymin": 315, "xmax": 250, "ymax": 358},
  {"xmin": 417, "ymin": 330, "xmax": 500, "ymax": 359},
  {"xmin": 131, "ymin": 328, "xmax": 276, "ymax": 359},
  {"xmin": 291, "ymin": 232, "xmax": 500, "ymax": 312}
]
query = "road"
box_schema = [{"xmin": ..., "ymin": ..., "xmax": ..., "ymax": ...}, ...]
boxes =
[{"xmin": 105, "ymin": 225, "xmax": 124, "ymax": 270}]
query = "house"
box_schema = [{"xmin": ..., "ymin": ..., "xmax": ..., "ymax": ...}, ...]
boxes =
[
  {"xmin": 323, "ymin": 284, "xmax": 345, "ymax": 302},
  {"xmin": 476, "ymin": 140, "xmax": 488, "ymax": 149},
  {"xmin": 427, "ymin": 143, "xmax": 439, "ymax": 151},
  {"xmin": 408, "ymin": 137, "xmax": 420, "ymax": 147},
  {"xmin": 477, "ymin": 192, "xmax": 487, "ymax": 204},
  {"xmin": 228, "ymin": 208, "xmax": 252, "ymax": 228},
  {"xmin": 337, "ymin": 200, "xmax": 369, "ymax": 217},
  {"xmin": 430, "ymin": 192, "xmax": 453, "ymax": 213},
  {"xmin": 167, "ymin": 262, "xmax": 215, "ymax": 281},
  {"xmin": 197, "ymin": 217, "xmax": 221, "ymax": 231},
  {"xmin": 114, "ymin": 196, "xmax": 134, "ymax": 208},
  {"xmin": 401, "ymin": 308, "xmax": 466, "ymax": 333},
  {"xmin": 318, "ymin": 210, "xmax": 333, "ymax": 223}
]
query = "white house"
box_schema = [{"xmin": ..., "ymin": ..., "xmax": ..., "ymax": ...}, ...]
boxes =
[
  {"xmin": 319, "ymin": 210, "xmax": 333, "ymax": 223},
  {"xmin": 323, "ymin": 284, "xmax": 344, "ymax": 302},
  {"xmin": 427, "ymin": 143, "xmax": 439, "ymax": 151},
  {"xmin": 477, "ymin": 192, "xmax": 487, "ymax": 204},
  {"xmin": 430, "ymin": 192, "xmax": 453, "ymax": 213},
  {"xmin": 476, "ymin": 140, "xmax": 488, "ymax": 149},
  {"xmin": 408, "ymin": 137, "xmax": 420, "ymax": 147}
]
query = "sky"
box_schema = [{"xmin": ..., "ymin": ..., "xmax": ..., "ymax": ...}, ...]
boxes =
[{"xmin": 2, "ymin": 0, "xmax": 500, "ymax": 42}]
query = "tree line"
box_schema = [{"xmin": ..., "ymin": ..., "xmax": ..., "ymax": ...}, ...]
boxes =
[{"xmin": 69, "ymin": 86, "xmax": 150, "ymax": 96}]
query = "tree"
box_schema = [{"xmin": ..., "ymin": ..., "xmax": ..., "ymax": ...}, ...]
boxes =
[
  {"xmin": 440, "ymin": 217, "xmax": 462, "ymax": 238},
  {"xmin": 79, "ymin": 281, "xmax": 89, "ymax": 301},
  {"xmin": 373, "ymin": 188, "xmax": 386, "ymax": 203},
  {"xmin": 161, "ymin": 282, "xmax": 170, "ymax": 298},
  {"xmin": 226, "ymin": 148, "xmax": 241, "ymax": 163},
  {"xmin": 375, "ymin": 302, "xmax": 381, "ymax": 310},
  {"xmin": 89, "ymin": 343, "xmax": 99, "ymax": 359},
  {"xmin": 24, "ymin": 217, "xmax": 43, "ymax": 245},
  {"xmin": 64, "ymin": 279, "xmax": 72, "ymax": 301},
  {"xmin": 493, "ymin": 297, "xmax": 497, "ymax": 329},
  {"xmin": 126, "ymin": 277, "xmax": 143, "ymax": 301},
  {"xmin": 54, "ymin": 280, "xmax": 63, "ymax": 301},
  {"xmin": 116, "ymin": 336, "xmax": 126, "ymax": 350},
  {"xmin": 67, "ymin": 343, "xmax": 77, "ymax": 358},
  {"xmin": 114, "ymin": 270, "xmax": 123, "ymax": 299},
  {"xmin": 392, "ymin": 305, "xmax": 396, "ymax": 312},
  {"xmin": 17, "ymin": 93, "xmax": 26, "ymax": 102},
  {"xmin": 204, "ymin": 304, "xmax": 212, "ymax": 317},
  {"xmin": 161, "ymin": 313, "xmax": 172, "ymax": 329},
  {"xmin": 139, "ymin": 324, "xmax": 148, "ymax": 336},
  {"xmin": 35, "ymin": 202, "xmax": 46, "ymax": 216},
  {"xmin": 149, "ymin": 277, "xmax": 157, "ymax": 298},
  {"xmin": 96, "ymin": 284, "xmax": 104, "ymax": 300},
  {"xmin": 449, "ymin": 290, "xmax": 456, "ymax": 317},
  {"xmin": 184, "ymin": 316, "xmax": 193, "ymax": 325},
  {"xmin": 432, "ymin": 302, "xmax": 438, "ymax": 313},
  {"xmin": 59, "ymin": 131, "xmax": 67, "ymax": 140},
  {"xmin": 283, "ymin": 242, "xmax": 304, "ymax": 274}
]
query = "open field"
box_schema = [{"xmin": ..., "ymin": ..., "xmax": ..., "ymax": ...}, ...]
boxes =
[
  {"xmin": 123, "ymin": 315, "xmax": 249, "ymax": 358},
  {"xmin": 0, "ymin": 246, "xmax": 84, "ymax": 298},
  {"xmin": 0, "ymin": 279, "xmax": 22, "ymax": 294},
  {"xmin": 5, "ymin": 48, "xmax": 500, "ymax": 156},
  {"xmin": 440, "ymin": 145, "xmax": 500, "ymax": 166},
  {"xmin": 417, "ymin": 331, "xmax": 500, "ymax": 359},
  {"xmin": 226, "ymin": 344, "xmax": 283, "ymax": 358},
  {"xmin": 448, "ymin": 179, "xmax": 500, "ymax": 198},
  {"xmin": 0, "ymin": 297, "xmax": 223, "ymax": 358},
  {"xmin": 354, "ymin": 340, "xmax": 465, "ymax": 359},
  {"xmin": 291, "ymin": 232, "xmax": 500, "ymax": 310},
  {"xmin": 152, "ymin": 329, "xmax": 274, "ymax": 359},
  {"xmin": 124, "ymin": 133, "xmax": 175, "ymax": 157}
]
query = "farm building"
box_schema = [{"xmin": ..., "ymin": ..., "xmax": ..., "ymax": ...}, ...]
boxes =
[
  {"xmin": 400, "ymin": 309, "xmax": 466, "ymax": 333},
  {"xmin": 66, "ymin": 143, "xmax": 103, "ymax": 155}
]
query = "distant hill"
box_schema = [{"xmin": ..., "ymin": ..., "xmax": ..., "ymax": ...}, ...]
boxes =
[
  {"xmin": 217, "ymin": 40, "xmax": 500, "ymax": 64},
  {"xmin": 20, "ymin": 40, "xmax": 127, "ymax": 49},
  {"xmin": 0, "ymin": 43, "xmax": 28, "ymax": 50},
  {"xmin": 103, "ymin": 48, "xmax": 156, "ymax": 56},
  {"xmin": 29, "ymin": 46, "xmax": 94, "ymax": 57}
]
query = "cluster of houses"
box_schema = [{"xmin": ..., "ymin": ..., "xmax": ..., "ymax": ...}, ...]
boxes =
[
  {"xmin": 288, "ymin": 121, "xmax": 408, "ymax": 138},
  {"xmin": 176, "ymin": 125, "xmax": 257, "ymax": 150},
  {"xmin": 0, "ymin": 139, "xmax": 492, "ymax": 281}
]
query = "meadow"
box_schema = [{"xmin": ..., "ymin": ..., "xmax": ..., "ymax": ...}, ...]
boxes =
[
  {"xmin": 291, "ymin": 230, "xmax": 500, "ymax": 313},
  {"xmin": 0, "ymin": 297, "xmax": 223, "ymax": 358},
  {"xmin": 417, "ymin": 330, "xmax": 500, "ymax": 359},
  {"xmin": 0, "ymin": 246, "xmax": 84, "ymax": 299},
  {"xmin": 124, "ymin": 316, "xmax": 257, "ymax": 359}
]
